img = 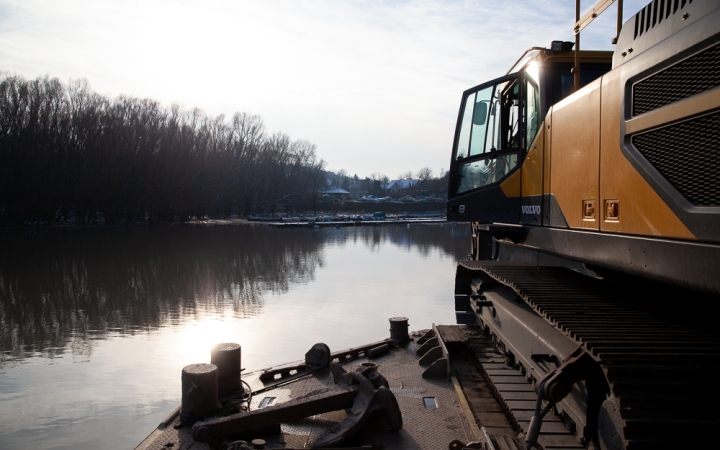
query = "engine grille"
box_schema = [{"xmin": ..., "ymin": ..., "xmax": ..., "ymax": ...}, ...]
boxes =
[
  {"xmin": 631, "ymin": 112, "xmax": 720, "ymax": 206},
  {"xmin": 633, "ymin": 42, "xmax": 720, "ymax": 116}
]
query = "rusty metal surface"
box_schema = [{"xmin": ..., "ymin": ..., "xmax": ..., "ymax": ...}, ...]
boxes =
[{"xmin": 136, "ymin": 338, "xmax": 475, "ymax": 450}]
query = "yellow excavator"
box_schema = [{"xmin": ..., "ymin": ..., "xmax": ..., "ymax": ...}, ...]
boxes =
[{"xmin": 446, "ymin": 0, "xmax": 720, "ymax": 448}]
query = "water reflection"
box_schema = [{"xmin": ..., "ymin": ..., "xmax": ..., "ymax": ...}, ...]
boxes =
[
  {"xmin": 0, "ymin": 224, "xmax": 467, "ymax": 363},
  {"xmin": 0, "ymin": 226, "xmax": 323, "ymax": 361},
  {"xmin": 0, "ymin": 223, "xmax": 469, "ymax": 450}
]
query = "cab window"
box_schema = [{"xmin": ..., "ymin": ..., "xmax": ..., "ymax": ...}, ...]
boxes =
[
  {"xmin": 526, "ymin": 79, "xmax": 540, "ymax": 146},
  {"xmin": 452, "ymin": 75, "xmax": 522, "ymax": 195}
]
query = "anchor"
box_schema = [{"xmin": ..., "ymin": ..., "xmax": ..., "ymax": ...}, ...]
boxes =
[{"xmin": 192, "ymin": 362, "xmax": 403, "ymax": 448}]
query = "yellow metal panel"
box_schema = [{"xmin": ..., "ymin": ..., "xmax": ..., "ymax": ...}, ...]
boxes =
[
  {"xmin": 499, "ymin": 164, "xmax": 521, "ymax": 197},
  {"xmin": 599, "ymin": 70, "xmax": 695, "ymax": 239},
  {"xmin": 550, "ymin": 79, "xmax": 602, "ymax": 230},
  {"xmin": 544, "ymin": 111, "xmax": 553, "ymax": 196},
  {"xmin": 521, "ymin": 126, "xmax": 545, "ymax": 197}
]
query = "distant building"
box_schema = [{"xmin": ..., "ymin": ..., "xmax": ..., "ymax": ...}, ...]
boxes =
[
  {"xmin": 320, "ymin": 186, "xmax": 350, "ymax": 199},
  {"xmin": 385, "ymin": 179, "xmax": 419, "ymax": 194}
]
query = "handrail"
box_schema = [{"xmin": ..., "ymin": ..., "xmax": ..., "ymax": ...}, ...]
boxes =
[{"xmin": 573, "ymin": 0, "xmax": 624, "ymax": 91}]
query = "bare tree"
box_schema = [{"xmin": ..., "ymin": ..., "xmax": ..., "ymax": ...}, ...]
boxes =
[
  {"xmin": 417, "ymin": 167, "xmax": 433, "ymax": 182},
  {"xmin": 399, "ymin": 171, "xmax": 414, "ymax": 180},
  {"xmin": 0, "ymin": 73, "xmax": 327, "ymax": 225}
]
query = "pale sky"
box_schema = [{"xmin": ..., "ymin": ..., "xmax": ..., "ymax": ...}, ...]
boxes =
[{"xmin": 0, "ymin": 0, "xmax": 647, "ymax": 179}]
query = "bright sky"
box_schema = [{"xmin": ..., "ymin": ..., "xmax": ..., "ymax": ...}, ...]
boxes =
[{"xmin": 0, "ymin": 0, "xmax": 647, "ymax": 179}]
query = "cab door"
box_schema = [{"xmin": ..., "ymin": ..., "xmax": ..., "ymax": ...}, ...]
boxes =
[
  {"xmin": 520, "ymin": 67, "xmax": 544, "ymax": 226},
  {"xmin": 447, "ymin": 73, "xmax": 523, "ymax": 224}
]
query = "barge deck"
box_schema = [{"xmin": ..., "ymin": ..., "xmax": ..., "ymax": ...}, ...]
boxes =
[{"xmin": 136, "ymin": 324, "xmax": 584, "ymax": 450}]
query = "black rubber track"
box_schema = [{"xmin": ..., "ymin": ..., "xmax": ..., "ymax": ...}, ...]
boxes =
[{"xmin": 459, "ymin": 260, "xmax": 720, "ymax": 449}]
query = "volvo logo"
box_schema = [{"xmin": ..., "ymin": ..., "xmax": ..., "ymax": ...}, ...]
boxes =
[
  {"xmin": 459, "ymin": 205, "xmax": 466, "ymax": 214},
  {"xmin": 521, "ymin": 205, "xmax": 541, "ymax": 215}
]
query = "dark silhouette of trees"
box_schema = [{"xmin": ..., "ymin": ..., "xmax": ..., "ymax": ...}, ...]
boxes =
[
  {"xmin": 0, "ymin": 73, "xmax": 326, "ymax": 225},
  {"xmin": 417, "ymin": 167, "xmax": 433, "ymax": 183},
  {"xmin": 323, "ymin": 168, "xmax": 448, "ymax": 200}
]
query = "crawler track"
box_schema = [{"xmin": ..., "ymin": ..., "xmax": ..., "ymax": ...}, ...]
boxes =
[{"xmin": 459, "ymin": 261, "xmax": 720, "ymax": 449}]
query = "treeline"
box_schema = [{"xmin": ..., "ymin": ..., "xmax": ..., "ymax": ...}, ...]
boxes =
[
  {"xmin": 326, "ymin": 168, "xmax": 449, "ymax": 198},
  {"xmin": 0, "ymin": 74, "xmax": 326, "ymax": 225}
]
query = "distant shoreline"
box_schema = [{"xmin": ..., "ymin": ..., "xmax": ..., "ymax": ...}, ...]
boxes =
[
  {"xmin": 1, "ymin": 200, "xmax": 448, "ymax": 230},
  {"xmin": 0, "ymin": 212, "xmax": 452, "ymax": 230}
]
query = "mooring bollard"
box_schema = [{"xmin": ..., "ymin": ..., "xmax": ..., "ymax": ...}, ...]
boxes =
[
  {"xmin": 180, "ymin": 363, "xmax": 221, "ymax": 425},
  {"xmin": 211, "ymin": 342, "xmax": 242, "ymax": 395},
  {"xmin": 389, "ymin": 317, "xmax": 409, "ymax": 343}
]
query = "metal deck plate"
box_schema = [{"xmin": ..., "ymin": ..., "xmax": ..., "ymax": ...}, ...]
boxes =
[{"xmin": 136, "ymin": 339, "xmax": 476, "ymax": 450}]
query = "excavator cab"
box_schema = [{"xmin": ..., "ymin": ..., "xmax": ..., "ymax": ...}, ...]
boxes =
[
  {"xmin": 447, "ymin": 48, "xmax": 612, "ymax": 226},
  {"xmin": 452, "ymin": 75, "xmax": 523, "ymax": 194},
  {"xmin": 448, "ymin": 72, "xmax": 524, "ymax": 223}
]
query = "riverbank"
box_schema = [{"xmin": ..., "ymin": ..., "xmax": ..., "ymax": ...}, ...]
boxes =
[
  {"xmin": 1, "ymin": 205, "xmax": 447, "ymax": 230},
  {"xmin": 259, "ymin": 217, "xmax": 447, "ymax": 228}
]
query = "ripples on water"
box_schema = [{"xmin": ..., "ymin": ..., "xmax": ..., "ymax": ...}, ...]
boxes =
[{"xmin": 0, "ymin": 223, "xmax": 469, "ymax": 449}]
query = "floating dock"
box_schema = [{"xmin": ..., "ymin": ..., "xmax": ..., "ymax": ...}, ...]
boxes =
[{"xmin": 255, "ymin": 218, "xmax": 447, "ymax": 228}]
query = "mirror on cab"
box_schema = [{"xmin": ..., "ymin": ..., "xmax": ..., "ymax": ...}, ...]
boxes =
[{"xmin": 472, "ymin": 101, "xmax": 487, "ymax": 125}]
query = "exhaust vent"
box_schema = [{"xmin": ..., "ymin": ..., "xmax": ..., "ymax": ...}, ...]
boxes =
[{"xmin": 634, "ymin": 0, "xmax": 694, "ymax": 39}]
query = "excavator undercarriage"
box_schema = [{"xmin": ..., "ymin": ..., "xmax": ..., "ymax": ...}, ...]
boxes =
[{"xmin": 455, "ymin": 259, "xmax": 720, "ymax": 449}]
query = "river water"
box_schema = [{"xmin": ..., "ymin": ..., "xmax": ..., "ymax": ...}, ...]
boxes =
[{"xmin": 0, "ymin": 223, "xmax": 469, "ymax": 449}]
